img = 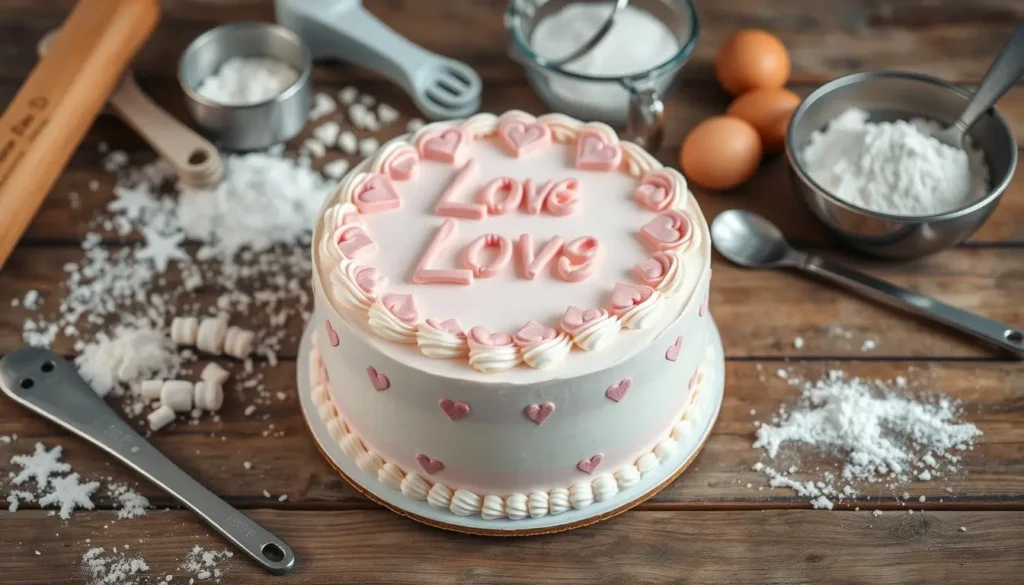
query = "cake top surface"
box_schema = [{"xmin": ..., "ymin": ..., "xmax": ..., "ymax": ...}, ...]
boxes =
[{"xmin": 315, "ymin": 110, "xmax": 709, "ymax": 381}]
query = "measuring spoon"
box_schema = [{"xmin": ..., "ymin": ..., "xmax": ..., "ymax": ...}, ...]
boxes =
[
  {"xmin": 710, "ymin": 210, "xmax": 1024, "ymax": 357},
  {"xmin": 0, "ymin": 347, "xmax": 296, "ymax": 575},
  {"xmin": 39, "ymin": 30, "xmax": 223, "ymax": 188}
]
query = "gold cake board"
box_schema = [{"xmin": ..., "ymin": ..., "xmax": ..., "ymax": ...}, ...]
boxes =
[{"xmin": 296, "ymin": 318, "xmax": 725, "ymax": 536}]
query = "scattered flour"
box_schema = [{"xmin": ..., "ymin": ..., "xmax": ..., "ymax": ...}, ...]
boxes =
[
  {"xmin": 107, "ymin": 483, "xmax": 150, "ymax": 520},
  {"xmin": 37, "ymin": 473, "xmax": 100, "ymax": 520},
  {"xmin": 182, "ymin": 545, "xmax": 233, "ymax": 582},
  {"xmin": 800, "ymin": 108, "xmax": 990, "ymax": 216},
  {"xmin": 751, "ymin": 370, "xmax": 981, "ymax": 509},
  {"xmin": 195, "ymin": 57, "xmax": 298, "ymax": 105},
  {"xmin": 75, "ymin": 325, "xmax": 181, "ymax": 398},
  {"xmin": 81, "ymin": 547, "xmax": 150, "ymax": 585},
  {"xmin": 10, "ymin": 443, "xmax": 70, "ymax": 487}
]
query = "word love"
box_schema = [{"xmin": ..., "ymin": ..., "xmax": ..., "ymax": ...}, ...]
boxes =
[
  {"xmin": 414, "ymin": 219, "xmax": 600, "ymax": 285},
  {"xmin": 435, "ymin": 160, "xmax": 580, "ymax": 220}
]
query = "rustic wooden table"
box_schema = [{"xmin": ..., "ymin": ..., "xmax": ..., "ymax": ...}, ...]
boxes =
[{"xmin": 1, "ymin": 1, "xmax": 1022, "ymax": 583}]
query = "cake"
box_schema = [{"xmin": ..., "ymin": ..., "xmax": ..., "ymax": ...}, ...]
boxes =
[{"xmin": 309, "ymin": 110, "xmax": 713, "ymax": 521}]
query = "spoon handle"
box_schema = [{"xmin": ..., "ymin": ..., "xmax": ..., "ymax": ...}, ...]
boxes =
[
  {"xmin": 0, "ymin": 347, "xmax": 297, "ymax": 575},
  {"xmin": 952, "ymin": 24, "xmax": 1024, "ymax": 139},
  {"xmin": 801, "ymin": 256, "xmax": 1024, "ymax": 356}
]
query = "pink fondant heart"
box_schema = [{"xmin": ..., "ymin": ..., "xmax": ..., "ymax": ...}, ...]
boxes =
[
  {"xmin": 562, "ymin": 306, "xmax": 604, "ymax": 330},
  {"xmin": 633, "ymin": 170, "xmax": 676, "ymax": 211},
  {"xmin": 577, "ymin": 453, "xmax": 604, "ymax": 474},
  {"xmin": 523, "ymin": 402, "xmax": 555, "ymax": 425},
  {"xmin": 419, "ymin": 128, "xmax": 465, "ymax": 163},
  {"xmin": 416, "ymin": 453, "xmax": 444, "ymax": 475},
  {"xmin": 576, "ymin": 132, "xmax": 622, "ymax": 171},
  {"xmin": 514, "ymin": 320, "xmax": 557, "ymax": 345},
  {"xmin": 353, "ymin": 174, "xmax": 401, "ymax": 214},
  {"xmin": 353, "ymin": 265, "xmax": 385, "ymax": 294},
  {"xmin": 469, "ymin": 326, "xmax": 513, "ymax": 347},
  {"xmin": 605, "ymin": 377, "xmax": 632, "ymax": 402},
  {"xmin": 383, "ymin": 147, "xmax": 418, "ymax": 181},
  {"xmin": 499, "ymin": 121, "xmax": 550, "ymax": 157},
  {"xmin": 426, "ymin": 318, "xmax": 464, "ymax": 337},
  {"xmin": 640, "ymin": 210, "xmax": 691, "ymax": 252},
  {"xmin": 439, "ymin": 399, "xmax": 470, "ymax": 421},
  {"xmin": 610, "ymin": 283, "xmax": 653, "ymax": 310},
  {"xmin": 366, "ymin": 366, "xmax": 389, "ymax": 391},
  {"xmin": 335, "ymin": 225, "xmax": 376, "ymax": 260},
  {"xmin": 325, "ymin": 319, "xmax": 339, "ymax": 347},
  {"xmin": 666, "ymin": 336, "xmax": 682, "ymax": 362},
  {"xmin": 634, "ymin": 255, "xmax": 667, "ymax": 286},
  {"xmin": 382, "ymin": 293, "xmax": 418, "ymax": 324}
]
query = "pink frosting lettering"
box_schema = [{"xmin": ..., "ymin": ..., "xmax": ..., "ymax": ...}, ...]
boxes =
[
  {"xmin": 413, "ymin": 219, "xmax": 474, "ymax": 285},
  {"xmin": 353, "ymin": 174, "xmax": 401, "ymax": 214},
  {"xmin": 561, "ymin": 306, "xmax": 605, "ymax": 331},
  {"xmin": 541, "ymin": 178, "xmax": 580, "ymax": 216},
  {"xmin": 577, "ymin": 453, "xmax": 604, "ymax": 474},
  {"xmin": 640, "ymin": 209, "xmax": 692, "ymax": 252},
  {"xmin": 435, "ymin": 159, "xmax": 487, "ymax": 220},
  {"xmin": 633, "ymin": 169, "xmax": 677, "ymax": 212},
  {"xmin": 353, "ymin": 265, "xmax": 386, "ymax": 294},
  {"xmin": 610, "ymin": 282, "xmax": 653, "ymax": 311},
  {"xmin": 382, "ymin": 293, "xmax": 419, "ymax": 324},
  {"xmin": 513, "ymin": 321, "xmax": 557, "ymax": 345},
  {"xmin": 556, "ymin": 236, "xmax": 600, "ymax": 282},
  {"xmin": 469, "ymin": 326, "xmax": 513, "ymax": 347},
  {"xmin": 417, "ymin": 128, "xmax": 466, "ymax": 164},
  {"xmin": 416, "ymin": 453, "xmax": 444, "ymax": 475},
  {"xmin": 634, "ymin": 253, "xmax": 672, "ymax": 287},
  {"xmin": 461, "ymin": 233, "xmax": 512, "ymax": 279},
  {"xmin": 425, "ymin": 318, "xmax": 465, "ymax": 337},
  {"xmin": 334, "ymin": 225, "xmax": 377, "ymax": 260},
  {"xmin": 478, "ymin": 177, "xmax": 524, "ymax": 215},
  {"xmin": 576, "ymin": 131, "xmax": 622, "ymax": 171},
  {"xmin": 498, "ymin": 120, "xmax": 551, "ymax": 158},
  {"xmin": 383, "ymin": 145, "xmax": 418, "ymax": 181},
  {"xmin": 521, "ymin": 179, "xmax": 545, "ymax": 214},
  {"xmin": 516, "ymin": 234, "xmax": 563, "ymax": 280}
]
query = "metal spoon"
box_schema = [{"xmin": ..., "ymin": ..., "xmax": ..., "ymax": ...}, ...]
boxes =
[
  {"xmin": 933, "ymin": 24, "xmax": 1024, "ymax": 148},
  {"xmin": 0, "ymin": 347, "xmax": 297, "ymax": 575},
  {"xmin": 710, "ymin": 210, "xmax": 1024, "ymax": 356}
]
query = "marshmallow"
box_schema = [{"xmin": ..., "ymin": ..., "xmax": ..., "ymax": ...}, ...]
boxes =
[
  {"xmin": 223, "ymin": 326, "xmax": 255, "ymax": 360},
  {"xmin": 194, "ymin": 381, "xmax": 224, "ymax": 412},
  {"xmin": 160, "ymin": 380, "xmax": 194, "ymax": 412},
  {"xmin": 139, "ymin": 379, "xmax": 163, "ymax": 402},
  {"xmin": 196, "ymin": 317, "xmax": 228, "ymax": 354},
  {"xmin": 147, "ymin": 405, "xmax": 176, "ymax": 432},
  {"xmin": 200, "ymin": 362, "xmax": 231, "ymax": 386},
  {"xmin": 170, "ymin": 316, "xmax": 198, "ymax": 346}
]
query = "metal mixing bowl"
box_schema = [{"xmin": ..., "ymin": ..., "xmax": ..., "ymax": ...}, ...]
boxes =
[
  {"xmin": 179, "ymin": 22, "xmax": 312, "ymax": 151},
  {"xmin": 785, "ymin": 71, "xmax": 1017, "ymax": 258}
]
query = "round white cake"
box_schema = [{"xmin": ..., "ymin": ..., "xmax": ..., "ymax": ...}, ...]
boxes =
[{"xmin": 309, "ymin": 110, "xmax": 714, "ymax": 520}]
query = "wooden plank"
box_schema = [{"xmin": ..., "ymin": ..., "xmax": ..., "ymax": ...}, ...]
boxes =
[
  {"xmin": 2, "ymin": 246, "xmax": 1020, "ymax": 359},
  {"xmin": 2, "ymin": 509, "xmax": 1022, "ymax": 584},
  {"xmin": 1, "ymin": 361, "xmax": 1020, "ymax": 509},
  {"xmin": 1, "ymin": 0, "xmax": 1022, "ymax": 84}
]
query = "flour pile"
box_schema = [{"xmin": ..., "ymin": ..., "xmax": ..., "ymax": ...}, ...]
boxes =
[
  {"xmin": 182, "ymin": 545, "xmax": 234, "ymax": 582},
  {"xmin": 74, "ymin": 325, "xmax": 180, "ymax": 398},
  {"xmin": 800, "ymin": 108, "xmax": 990, "ymax": 216},
  {"xmin": 195, "ymin": 57, "xmax": 299, "ymax": 106},
  {"xmin": 752, "ymin": 370, "xmax": 981, "ymax": 509}
]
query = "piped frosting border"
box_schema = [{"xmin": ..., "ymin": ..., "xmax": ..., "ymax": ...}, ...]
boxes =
[
  {"xmin": 308, "ymin": 334, "xmax": 711, "ymax": 521},
  {"xmin": 317, "ymin": 110, "xmax": 704, "ymax": 373}
]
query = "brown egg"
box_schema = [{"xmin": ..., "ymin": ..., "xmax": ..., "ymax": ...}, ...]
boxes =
[
  {"xmin": 715, "ymin": 29, "xmax": 791, "ymax": 96},
  {"xmin": 679, "ymin": 116, "xmax": 763, "ymax": 190},
  {"xmin": 726, "ymin": 88, "xmax": 801, "ymax": 152}
]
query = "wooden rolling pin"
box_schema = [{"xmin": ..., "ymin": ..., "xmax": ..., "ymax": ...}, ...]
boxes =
[{"xmin": 0, "ymin": 0, "xmax": 160, "ymax": 269}]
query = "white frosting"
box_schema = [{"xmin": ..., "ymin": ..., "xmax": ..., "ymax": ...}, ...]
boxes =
[
  {"xmin": 356, "ymin": 451, "xmax": 384, "ymax": 474},
  {"xmin": 592, "ymin": 474, "xmax": 619, "ymax": 502},
  {"xmin": 416, "ymin": 321, "xmax": 468, "ymax": 359},
  {"xmin": 655, "ymin": 253, "xmax": 686, "ymax": 295},
  {"xmin": 331, "ymin": 261, "xmax": 378, "ymax": 314},
  {"xmin": 378, "ymin": 462, "xmax": 405, "ymax": 490},
  {"xmin": 636, "ymin": 452, "xmax": 659, "ymax": 475},
  {"xmin": 506, "ymin": 493, "xmax": 529, "ymax": 520},
  {"xmin": 449, "ymin": 489, "xmax": 482, "ymax": 516},
  {"xmin": 367, "ymin": 298, "xmax": 418, "ymax": 343},
  {"xmin": 615, "ymin": 290, "xmax": 665, "ymax": 330},
  {"xmin": 565, "ymin": 311, "xmax": 622, "ymax": 352},
  {"xmin": 427, "ymin": 483, "xmax": 453, "ymax": 509},
  {"xmin": 549, "ymin": 488, "xmax": 571, "ymax": 515},
  {"xmin": 528, "ymin": 491, "xmax": 549, "ymax": 518},
  {"xmin": 654, "ymin": 437, "xmax": 678, "ymax": 462},
  {"xmin": 400, "ymin": 473, "xmax": 431, "ymax": 501},
  {"xmin": 481, "ymin": 494, "xmax": 506, "ymax": 520},
  {"xmin": 340, "ymin": 433, "xmax": 366, "ymax": 461},
  {"xmin": 614, "ymin": 465, "xmax": 640, "ymax": 489},
  {"xmin": 569, "ymin": 482, "xmax": 595, "ymax": 510},
  {"xmin": 326, "ymin": 418, "xmax": 343, "ymax": 442},
  {"xmin": 467, "ymin": 342, "xmax": 522, "ymax": 373},
  {"xmin": 519, "ymin": 332, "xmax": 573, "ymax": 369}
]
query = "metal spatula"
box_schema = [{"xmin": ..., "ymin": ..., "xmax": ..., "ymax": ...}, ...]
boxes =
[
  {"xmin": 0, "ymin": 347, "xmax": 296, "ymax": 575},
  {"xmin": 276, "ymin": 0, "xmax": 482, "ymax": 120}
]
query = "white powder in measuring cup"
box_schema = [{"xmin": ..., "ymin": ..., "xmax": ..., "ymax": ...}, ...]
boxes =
[
  {"xmin": 195, "ymin": 57, "xmax": 299, "ymax": 106},
  {"xmin": 529, "ymin": 4, "xmax": 680, "ymax": 116},
  {"xmin": 800, "ymin": 108, "xmax": 990, "ymax": 216}
]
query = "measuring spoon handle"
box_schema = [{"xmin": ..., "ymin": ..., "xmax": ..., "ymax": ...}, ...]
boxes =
[
  {"xmin": 801, "ymin": 256, "xmax": 1024, "ymax": 356},
  {"xmin": 953, "ymin": 24, "xmax": 1024, "ymax": 138},
  {"xmin": 0, "ymin": 348, "xmax": 296, "ymax": 575}
]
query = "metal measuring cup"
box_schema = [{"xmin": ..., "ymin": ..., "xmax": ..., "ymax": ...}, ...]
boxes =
[{"xmin": 506, "ymin": 0, "xmax": 699, "ymax": 151}]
